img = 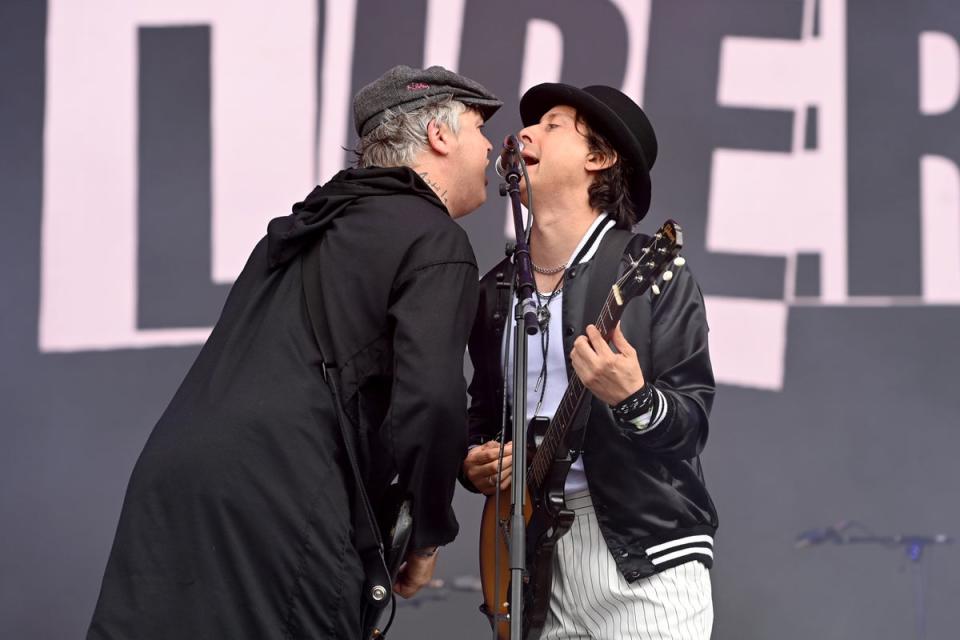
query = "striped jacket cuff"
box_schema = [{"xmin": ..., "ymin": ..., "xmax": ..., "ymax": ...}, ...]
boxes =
[
  {"xmin": 645, "ymin": 534, "xmax": 714, "ymax": 568},
  {"xmin": 622, "ymin": 386, "xmax": 669, "ymax": 432}
]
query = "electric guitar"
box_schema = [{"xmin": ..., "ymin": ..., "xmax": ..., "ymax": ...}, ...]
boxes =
[{"xmin": 477, "ymin": 220, "xmax": 685, "ymax": 640}]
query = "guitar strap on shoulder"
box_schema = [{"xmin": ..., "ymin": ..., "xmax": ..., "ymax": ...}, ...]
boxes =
[
  {"xmin": 581, "ymin": 228, "xmax": 635, "ymax": 335},
  {"xmin": 299, "ymin": 242, "xmax": 393, "ymax": 627}
]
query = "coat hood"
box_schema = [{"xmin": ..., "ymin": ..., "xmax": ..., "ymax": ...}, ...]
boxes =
[{"xmin": 267, "ymin": 166, "xmax": 445, "ymax": 268}]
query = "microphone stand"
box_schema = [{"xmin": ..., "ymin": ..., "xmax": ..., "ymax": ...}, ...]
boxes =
[
  {"xmin": 841, "ymin": 533, "xmax": 951, "ymax": 640},
  {"xmin": 500, "ymin": 155, "xmax": 537, "ymax": 640},
  {"xmin": 797, "ymin": 525, "xmax": 953, "ymax": 640}
]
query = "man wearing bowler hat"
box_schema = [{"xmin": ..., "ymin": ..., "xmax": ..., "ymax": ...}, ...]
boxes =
[
  {"xmin": 87, "ymin": 65, "xmax": 501, "ymax": 640},
  {"xmin": 463, "ymin": 84, "xmax": 718, "ymax": 638}
]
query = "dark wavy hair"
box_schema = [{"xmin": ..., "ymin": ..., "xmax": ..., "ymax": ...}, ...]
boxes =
[{"xmin": 575, "ymin": 113, "xmax": 636, "ymax": 229}]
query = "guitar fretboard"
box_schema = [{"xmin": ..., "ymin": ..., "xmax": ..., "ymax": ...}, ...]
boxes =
[{"xmin": 527, "ymin": 287, "xmax": 626, "ymax": 491}]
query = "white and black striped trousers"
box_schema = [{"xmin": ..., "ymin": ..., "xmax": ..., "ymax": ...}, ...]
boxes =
[{"xmin": 541, "ymin": 493, "xmax": 713, "ymax": 640}]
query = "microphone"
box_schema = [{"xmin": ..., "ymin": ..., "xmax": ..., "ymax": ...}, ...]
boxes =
[
  {"xmin": 794, "ymin": 522, "xmax": 848, "ymax": 549},
  {"xmin": 495, "ymin": 135, "xmax": 524, "ymax": 177}
]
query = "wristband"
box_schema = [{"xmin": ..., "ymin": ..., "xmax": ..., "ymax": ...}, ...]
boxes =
[{"xmin": 610, "ymin": 385, "xmax": 653, "ymax": 421}]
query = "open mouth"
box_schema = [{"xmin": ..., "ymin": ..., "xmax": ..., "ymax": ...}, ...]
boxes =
[{"xmin": 522, "ymin": 155, "xmax": 539, "ymax": 167}]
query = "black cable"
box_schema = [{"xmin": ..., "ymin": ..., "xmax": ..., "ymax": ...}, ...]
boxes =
[{"xmin": 379, "ymin": 590, "xmax": 398, "ymax": 637}]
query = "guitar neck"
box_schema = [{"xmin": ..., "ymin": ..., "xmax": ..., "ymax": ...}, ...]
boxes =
[{"xmin": 527, "ymin": 287, "xmax": 627, "ymax": 490}]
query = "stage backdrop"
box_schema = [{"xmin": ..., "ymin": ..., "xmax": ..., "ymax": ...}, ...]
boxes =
[{"xmin": 2, "ymin": 0, "xmax": 959, "ymax": 638}]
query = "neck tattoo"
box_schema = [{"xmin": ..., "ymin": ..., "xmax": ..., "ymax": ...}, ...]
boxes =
[{"xmin": 418, "ymin": 172, "xmax": 449, "ymax": 205}]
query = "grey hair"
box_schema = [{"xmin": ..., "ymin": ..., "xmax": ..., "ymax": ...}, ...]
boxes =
[{"xmin": 353, "ymin": 98, "xmax": 467, "ymax": 168}]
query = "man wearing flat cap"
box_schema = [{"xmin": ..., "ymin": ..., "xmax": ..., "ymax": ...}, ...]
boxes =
[
  {"xmin": 87, "ymin": 65, "xmax": 501, "ymax": 639},
  {"xmin": 463, "ymin": 85, "xmax": 717, "ymax": 638}
]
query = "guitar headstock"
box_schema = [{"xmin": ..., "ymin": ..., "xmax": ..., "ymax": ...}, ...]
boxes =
[{"xmin": 612, "ymin": 219, "xmax": 685, "ymax": 305}]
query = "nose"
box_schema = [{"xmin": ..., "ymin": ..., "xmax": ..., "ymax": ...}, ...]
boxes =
[{"xmin": 518, "ymin": 125, "xmax": 535, "ymax": 145}]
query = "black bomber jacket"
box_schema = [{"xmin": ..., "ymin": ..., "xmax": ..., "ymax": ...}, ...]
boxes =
[{"xmin": 464, "ymin": 221, "xmax": 719, "ymax": 582}]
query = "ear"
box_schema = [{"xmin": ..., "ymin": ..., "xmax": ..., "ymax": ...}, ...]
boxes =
[
  {"xmin": 585, "ymin": 150, "xmax": 618, "ymax": 173},
  {"xmin": 425, "ymin": 118, "xmax": 454, "ymax": 156}
]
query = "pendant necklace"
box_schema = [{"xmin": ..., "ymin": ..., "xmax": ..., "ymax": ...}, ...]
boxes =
[{"xmin": 532, "ymin": 272, "xmax": 564, "ymax": 402}]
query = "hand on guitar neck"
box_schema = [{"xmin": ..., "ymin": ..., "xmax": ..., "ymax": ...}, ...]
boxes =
[
  {"xmin": 570, "ymin": 323, "xmax": 647, "ymax": 406},
  {"xmin": 463, "ymin": 440, "xmax": 514, "ymax": 495}
]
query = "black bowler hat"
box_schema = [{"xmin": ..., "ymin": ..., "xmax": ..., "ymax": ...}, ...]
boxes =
[{"xmin": 519, "ymin": 83, "xmax": 658, "ymax": 220}]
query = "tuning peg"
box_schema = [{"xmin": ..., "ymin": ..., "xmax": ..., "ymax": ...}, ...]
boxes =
[
  {"xmin": 652, "ymin": 284, "xmax": 661, "ymax": 296},
  {"xmin": 673, "ymin": 256, "xmax": 686, "ymax": 267},
  {"xmin": 662, "ymin": 270, "xmax": 673, "ymax": 281}
]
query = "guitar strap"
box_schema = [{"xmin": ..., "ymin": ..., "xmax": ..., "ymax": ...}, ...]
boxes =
[
  {"xmin": 581, "ymin": 228, "xmax": 635, "ymax": 337},
  {"xmin": 299, "ymin": 241, "xmax": 393, "ymax": 632}
]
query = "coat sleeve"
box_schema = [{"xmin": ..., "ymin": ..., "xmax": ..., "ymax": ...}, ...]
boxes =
[
  {"xmin": 459, "ymin": 279, "xmax": 505, "ymax": 493},
  {"xmin": 618, "ymin": 263, "xmax": 715, "ymax": 459},
  {"xmin": 466, "ymin": 274, "xmax": 508, "ymax": 441},
  {"xmin": 384, "ymin": 253, "xmax": 479, "ymax": 550}
]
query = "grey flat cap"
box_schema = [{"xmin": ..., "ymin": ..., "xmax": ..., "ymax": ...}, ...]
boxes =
[{"xmin": 354, "ymin": 65, "xmax": 502, "ymax": 137}]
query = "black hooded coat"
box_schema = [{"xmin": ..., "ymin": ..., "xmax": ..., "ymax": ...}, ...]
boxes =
[{"xmin": 87, "ymin": 167, "xmax": 479, "ymax": 639}]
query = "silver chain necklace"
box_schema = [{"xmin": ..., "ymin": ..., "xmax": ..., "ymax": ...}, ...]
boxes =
[{"xmin": 532, "ymin": 261, "xmax": 566, "ymax": 275}]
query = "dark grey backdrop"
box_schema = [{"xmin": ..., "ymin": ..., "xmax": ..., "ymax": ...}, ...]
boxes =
[{"xmin": 2, "ymin": 1, "xmax": 959, "ymax": 638}]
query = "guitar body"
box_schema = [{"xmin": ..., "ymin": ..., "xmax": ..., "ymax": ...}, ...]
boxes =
[
  {"xmin": 479, "ymin": 418, "xmax": 577, "ymax": 640},
  {"xmin": 479, "ymin": 485, "xmax": 529, "ymax": 640},
  {"xmin": 378, "ymin": 484, "xmax": 414, "ymax": 579}
]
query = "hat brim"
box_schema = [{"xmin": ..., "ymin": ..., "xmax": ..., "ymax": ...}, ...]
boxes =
[
  {"xmin": 519, "ymin": 83, "xmax": 651, "ymax": 220},
  {"xmin": 460, "ymin": 97, "xmax": 503, "ymax": 123}
]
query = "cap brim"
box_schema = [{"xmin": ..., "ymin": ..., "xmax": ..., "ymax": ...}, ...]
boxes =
[
  {"xmin": 519, "ymin": 83, "xmax": 651, "ymax": 219},
  {"xmin": 461, "ymin": 97, "xmax": 503, "ymax": 122}
]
